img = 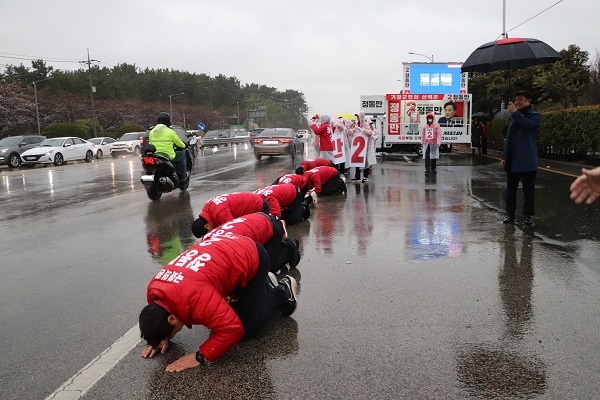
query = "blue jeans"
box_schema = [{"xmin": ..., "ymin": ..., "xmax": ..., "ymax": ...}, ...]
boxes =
[{"xmin": 172, "ymin": 150, "xmax": 186, "ymax": 178}]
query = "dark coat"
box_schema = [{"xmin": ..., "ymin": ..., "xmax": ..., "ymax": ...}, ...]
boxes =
[{"xmin": 502, "ymin": 107, "xmax": 541, "ymax": 172}]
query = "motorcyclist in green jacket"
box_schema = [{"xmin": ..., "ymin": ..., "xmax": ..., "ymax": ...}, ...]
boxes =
[{"xmin": 149, "ymin": 112, "xmax": 188, "ymax": 179}]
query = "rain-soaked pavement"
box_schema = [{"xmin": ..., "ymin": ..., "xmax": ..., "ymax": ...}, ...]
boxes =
[{"xmin": 2, "ymin": 142, "xmax": 600, "ymax": 399}]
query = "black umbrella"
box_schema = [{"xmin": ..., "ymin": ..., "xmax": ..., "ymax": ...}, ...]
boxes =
[
  {"xmin": 472, "ymin": 112, "xmax": 491, "ymax": 121},
  {"xmin": 461, "ymin": 37, "xmax": 562, "ymax": 73}
]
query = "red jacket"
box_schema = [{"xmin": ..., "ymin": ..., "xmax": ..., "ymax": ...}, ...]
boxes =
[
  {"xmin": 201, "ymin": 212, "xmax": 273, "ymax": 246},
  {"xmin": 310, "ymin": 122, "xmax": 333, "ymax": 151},
  {"xmin": 304, "ymin": 166, "xmax": 338, "ymax": 194},
  {"xmin": 301, "ymin": 157, "xmax": 332, "ymax": 171},
  {"xmin": 254, "ymin": 184, "xmax": 298, "ymax": 218},
  {"xmin": 199, "ymin": 192, "xmax": 265, "ymax": 227},
  {"xmin": 276, "ymin": 173, "xmax": 309, "ymax": 189},
  {"xmin": 146, "ymin": 235, "xmax": 259, "ymax": 361}
]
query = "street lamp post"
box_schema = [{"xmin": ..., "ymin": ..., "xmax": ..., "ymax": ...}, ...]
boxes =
[
  {"xmin": 236, "ymin": 101, "xmax": 240, "ymax": 125},
  {"xmin": 169, "ymin": 92, "xmax": 185, "ymax": 124},
  {"xmin": 33, "ymin": 77, "xmax": 54, "ymax": 136},
  {"xmin": 408, "ymin": 52, "xmax": 434, "ymax": 62}
]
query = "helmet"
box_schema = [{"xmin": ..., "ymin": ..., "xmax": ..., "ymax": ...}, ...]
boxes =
[{"xmin": 157, "ymin": 112, "xmax": 171, "ymax": 127}]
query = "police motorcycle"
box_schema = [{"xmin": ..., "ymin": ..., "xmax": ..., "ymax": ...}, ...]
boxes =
[{"xmin": 140, "ymin": 143, "xmax": 192, "ymax": 201}]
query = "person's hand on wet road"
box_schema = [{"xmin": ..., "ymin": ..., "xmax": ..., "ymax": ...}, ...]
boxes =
[
  {"xmin": 142, "ymin": 339, "xmax": 170, "ymax": 358},
  {"xmin": 570, "ymin": 166, "xmax": 600, "ymax": 204},
  {"xmin": 165, "ymin": 352, "xmax": 201, "ymax": 372}
]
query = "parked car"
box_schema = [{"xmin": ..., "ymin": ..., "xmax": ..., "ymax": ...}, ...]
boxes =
[
  {"xmin": 20, "ymin": 137, "xmax": 96, "ymax": 166},
  {"xmin": 253, "ymin": 128, "xmax": 305, "ymax": 160},
  {"xmin": 0, "ymin": 135, "xmax": 46, "ymax": 168},
  {"xmin": 140, "ymin": 125, "xmax": 198, "ymax": 158},
  {"xmin": 110, "ymin": 132, "xmax": 144, "ymax": 158},
  {"xmin": 88, "ymin": 137, "xmax": 116, "ymax": 159}
]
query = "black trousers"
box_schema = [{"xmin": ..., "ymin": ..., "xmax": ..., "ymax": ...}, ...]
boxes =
[
  {"xmin": 505, "ymin": 170, "xmax": 537, "ymax": 217},
  {"xmin": 321, "ymin": 171, "xmax": 344, "ymax": 196},
  {"xmin": 262, "ymin": 214, "xmax": 290, "ymax": 273},
  {"xmin": 481, "ymin": 137, "xmax": 488, "ymax": 154},
  {"xmin": 354, "ymin": 166, "xmax": 370, "ymax": 180},
  {"xmin": 424, "ymin": 145, "xmax": 437, "ymax": 171},
  {"xmin": 281, "ymin": 187, "xmax": 305, "ymax": 225},
  {"xmin": 230, "ymin": 243, "xmax": 286, "ymax": 340}
]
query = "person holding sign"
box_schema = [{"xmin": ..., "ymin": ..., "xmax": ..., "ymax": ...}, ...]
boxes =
[
  {"xmin": 332, "ymin": 117, "xmax": 350, "ymax": 174},
  {"xmin": 421, "ymin": 112, "xmax": 442, "ymax": 175},
  {"xmin": 350, "ymin": 112, "xmax": 377, "ymax": 183}
]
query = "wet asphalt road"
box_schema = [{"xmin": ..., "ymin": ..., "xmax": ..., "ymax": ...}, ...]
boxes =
[{"xmin": 2, "ymin": 142, "xmax": 600, "ymax": 399}]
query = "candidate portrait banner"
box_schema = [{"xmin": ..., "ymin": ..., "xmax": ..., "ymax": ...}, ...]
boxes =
[
  {"xmin": 331, "ymin": 130, "xmax": 346, "ymax": 165},
  {"xmin": 349, "ymin": 130, "xmax": 369, "ymax": 168}
]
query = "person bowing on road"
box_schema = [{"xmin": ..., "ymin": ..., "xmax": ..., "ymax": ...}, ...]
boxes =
[{"xmin": 139, "ymin": 235, "xmax": 298, "ymax": 372}]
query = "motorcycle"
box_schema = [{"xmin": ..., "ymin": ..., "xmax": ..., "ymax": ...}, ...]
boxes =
[{"xmin": 140, "ymin": 144, "xmax": 192, "ymax": 201}]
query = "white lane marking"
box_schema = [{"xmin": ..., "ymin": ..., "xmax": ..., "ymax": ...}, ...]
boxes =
[
  {"xmin": 45, "ymin": 324, "xmax": 141, "ymax": 400},
  {"xmin": 403, "ymin": 155, "xmax": 413, "ymax": 164}
]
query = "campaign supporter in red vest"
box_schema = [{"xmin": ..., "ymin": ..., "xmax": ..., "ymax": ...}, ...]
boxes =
[
  {"xmin": 192, "ymin": 192, "xmax": 270, "ymax": 238},
  {"xmin": 140, "ymin": 235, "xmax": 298, "ymax": 372},
  {"xmin": 254, "ymin": 184, "xmax": 309, "ymax": 224},
  {"xmin": 310, "ymin": 115, "xmax": 334, "ymax": 160},
  {"xmin": 300, "ymin": 157, "xmax": 334, "ymax": 172},
  {"xmin": 300, "ymin": 166, "xmax": 347, "ymax": 196},
  {"xmin": 197, "ymin": 212, "xmax": 301, "ymax": 273},
  {"xmin": 273, "ymin": 173, "xmax": 309, "ymax": 189}
]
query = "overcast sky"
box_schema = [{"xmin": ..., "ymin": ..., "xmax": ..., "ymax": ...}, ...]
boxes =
[{"xmin": 0, "ymin": 0, "xmax": 595, "ymax": 117}]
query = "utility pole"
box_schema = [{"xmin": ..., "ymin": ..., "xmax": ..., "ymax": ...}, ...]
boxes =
[{"xmin": 80, "ymin": 49, "xmax": 99, "ymax": 137}]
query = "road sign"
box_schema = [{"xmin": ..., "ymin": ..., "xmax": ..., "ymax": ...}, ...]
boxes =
[{"xmin": 197, "ymin": 123, "xmax": 205, "ymax": 131}]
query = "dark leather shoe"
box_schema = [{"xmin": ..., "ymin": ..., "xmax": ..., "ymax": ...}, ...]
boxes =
[
  {"xmin": 523, "ymin": 215, "xmax": 533, "ymax": 225},
  {"xmin": 503, "ymin": 215, "xmax": 515, "ymax": 224},
  {"xmin": 425, "ymin": 170, "xmax": 430, "ymax": 175}
]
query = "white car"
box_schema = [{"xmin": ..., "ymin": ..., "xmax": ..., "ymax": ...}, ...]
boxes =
[
  {"xmin": 111, "ymin": 132, "xmax": 143, "ymax": 158},
  {"xmin": 88, "ymin": 137, "xmax": 116, "ymax": 159},
  {"xmin": 20, "ymin": 137, "xmax": 96, "ymax": 166}
]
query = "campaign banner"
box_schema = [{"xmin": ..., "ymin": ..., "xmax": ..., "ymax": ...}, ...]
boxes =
[
  {"xmin": 385, "ymin": 94, "xmax": 471, "ymax": 144},
  {"xmin": 349, "ymin": 130, "xmax": 369, "ymax": 167},
  {"xmin": 331, "ymin": 130, "xmax": 347, "ymax": 165}
]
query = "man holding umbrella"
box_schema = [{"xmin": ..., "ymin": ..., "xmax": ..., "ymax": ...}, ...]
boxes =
[{"xmin": 501, "ymin": 90, "xmax": 541, "ymax": 226}]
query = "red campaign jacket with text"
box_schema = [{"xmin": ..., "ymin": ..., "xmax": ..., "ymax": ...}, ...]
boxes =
[
  {"xmin": 310, "ymin": 122, "xmax": 333, "ymax": 151},
  {"xmin": 304, "ymin": 166, "xmax": 338, "ymax": 194},
  {"xmin": 276, "ymin": 173, "xmax": 309, "ymax": 189},
  {"xmin": 301, "ymin": 157, "xmax": 332, "ymax": 171},
  {"xmin": 146, "ymin": 235, "xmax": 260, "ymax": 361},
  {"xmin": 254, "ymin": 184, "xmax": 298, "ymax": 218},
  {"xmin": 199, "ymin": 192, "xmax": 265, "ymax": 227},
  {"xmin": 200, "ymin": 212, "xmax": 273, "ymax": 246}
]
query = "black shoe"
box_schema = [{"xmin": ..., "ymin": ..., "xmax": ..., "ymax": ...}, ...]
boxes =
[
  {"xmin": 523, "ymin": 215, "xmax": 533, "ymax": 225},
  {"xmin": 278, "ymin": 276, "xmax": 298, "ymax": 317},
  {"xmin": 432, "ymin": 169, "xmax": 437, "ymax": 174},
  {"xmin": 503, "ymin": 215, "xmax": 515, "ymax": 224},
  {"xmin": 302, "ymin": 205, "xmax": 310, "ymax": 220},
  {"xmin": 287, "ymin": 238, "xmax": 301, "ymax": 268},
  {"xmin": 425, "ymin": 170, "xmax": 430, "ymax": 175},
  {"xmin": 267, "ymin": 272, "xmax": 278, "ymax": 290}
]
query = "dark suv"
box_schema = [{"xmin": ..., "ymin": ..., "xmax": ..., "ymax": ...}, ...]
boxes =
[
  {"xmin": 140, "ymin": 125, "xmax": 198, "ymax": 158},
  {"xmin": 0, "ymin": 135, "xmax": 46, "ymax": 168}
]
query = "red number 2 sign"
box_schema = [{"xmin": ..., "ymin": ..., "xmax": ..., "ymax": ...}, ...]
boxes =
[{"xmin": 349, "ymin": 132, "xmax": 368, "ymax": 167}]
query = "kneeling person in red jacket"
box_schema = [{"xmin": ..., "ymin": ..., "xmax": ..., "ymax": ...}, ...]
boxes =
[
  {"xmin": 254, "ymin": 184, "xmax": 309, "ymax": 225},
  {"xmin": 195, "ymin": 212, "xmax": 301, "ymax": 274},
  {"xmin": 191, "ymin": 192, "xmax": 270, "ymax": 238},
  {"xmin": 298, "ymin": 165, "xmax": 347, "ymax": 196},
  {"xmin": 139, "ymin": 235, "xmax": 298, "ymax": 372}
]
